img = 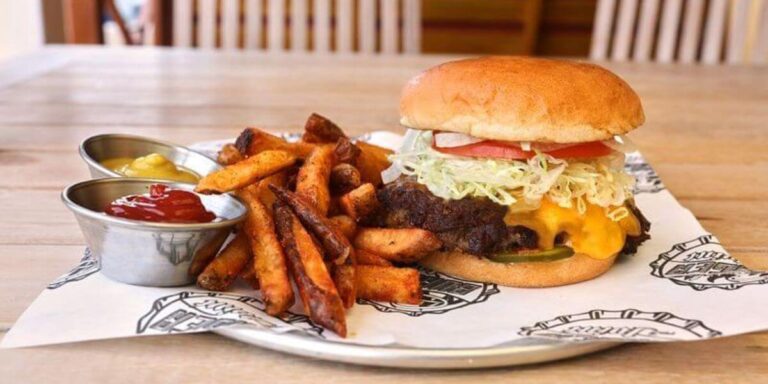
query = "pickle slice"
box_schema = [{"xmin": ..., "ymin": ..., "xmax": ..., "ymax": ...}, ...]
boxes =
[{"xmin": 487, "ymin": 246, "xmax": 575, "ymax": 263}]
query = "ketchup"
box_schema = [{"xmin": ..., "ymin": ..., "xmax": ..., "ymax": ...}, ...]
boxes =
[{"xmin": 105, "ymin": 184, "xmax": 216, "ymax": 223}]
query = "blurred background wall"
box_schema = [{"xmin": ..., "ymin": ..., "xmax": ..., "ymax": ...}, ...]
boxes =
[{"xmin": 421, "ymin": 0, "xmax": 594, "ymax": 56}]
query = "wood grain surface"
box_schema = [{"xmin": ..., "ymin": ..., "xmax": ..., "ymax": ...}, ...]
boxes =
[{"xmin": 0, "ymin": 47, "xmax": 766, "ymax": 383}]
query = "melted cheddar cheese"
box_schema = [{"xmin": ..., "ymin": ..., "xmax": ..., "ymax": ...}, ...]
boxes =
[{"xmin": 505, "ymin": 199, "xmax": 642, "ymax": 260}]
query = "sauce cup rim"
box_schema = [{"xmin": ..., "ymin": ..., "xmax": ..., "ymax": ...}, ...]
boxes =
[
  {"xmin": 61, "ymin": 177, "xmax": 246, "ymax": 231},
  {"xmin": 78, "ymin": 133, "xmax": 220, "ymax": 181}
]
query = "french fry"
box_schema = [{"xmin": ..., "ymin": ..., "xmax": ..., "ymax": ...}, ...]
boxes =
[
  {"xmin": 355, "ymin": 248, "xmax": 393, "ymax": 267},
  {"xmin": 334, "ymin": 138, "xmax": 361, "ymax": 165},
  {"xmin": 197, "ymin": 232, "xmax": 252, "ymax": 291},
  {"xmin": 217, "ymin": 143, "xmax": 244, "ymax": 165},
  {"xmin": 353, "ymin": 228, "xmax": 442, "ymax": 263},
  {"xmin": 240, "ymin": 257, "xmax": 260, "ymax": 289},
  {"xmin": 274, "ymin": 203, "xmax": 347, "ymax": 337},
  {"xmin": 355, "ymin": 142, "xmax": 392, "ymax": 186},
  {"xmin": 188, "ymin": 229, "xmax": 231, "ymax": 277},
  {"xmin": 269, "ymin": 185, "xmax": 353, "ymax": 265},
  {"xmin": 356, "ymin": 265, "xmax": 421, "ymax": 305},
  {"xmin": 302, "ymin": 113, "xmax": 347, "ymax": 143},
  {"xmin": 286, "ymin": 170, "xmax": 298, "ymax": 191},
  {"xmin": 328, "ymin": 215, "xmax": 357, "ymax": 240},
  {"xmin": 295, "ymin": 145, "xmax": 335, "ymax": 216},
  {"xmin": 196, "ymin": 150, "xmax": 296, "ymax": 194},
  {"xmin": 235, "ymin": 128, "xmax": 316, "ymax": 158},
  {"xmin": 330, "ymin": 163, "xmax": 362, "ymax": 195},
  {"xmin": 333, "ymin": 264, "xmax": 356, "ymax": 309},
  {"xmin": 238, "ymin": 188, "xmax": 294, "ymax": 316},
  {"xmin": 339, "ymin": 183, "xmax": 379, "ymax": 220},
  {"xmin": 327, "ymin": 196, "xmax": 342, "ymax": 217},
  {"xmin": 253, "ymin": 172, "xmax": 287, "ymax": 208}
]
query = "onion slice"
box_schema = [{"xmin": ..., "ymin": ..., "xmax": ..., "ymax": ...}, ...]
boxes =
[
  {"xmin": 602, "ymin": 135, "xmax": 638, "ymax": 154},
  {"xmin": 433, "ymin": 132, "xmax": 483, "ymax": 148},
  {"xmin": 380, "ymin": 163, "xmax": 402, "ymax": 184}
]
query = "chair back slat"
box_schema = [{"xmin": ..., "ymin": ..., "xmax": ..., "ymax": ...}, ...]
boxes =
[
  {"xmin": 358, "ymin": 0, "xmax": 376, "ymax": 53},
  {"xmin": 267, "ymin": 0, "xmax": 286, "ymax": 51},
  {"xmin": 313, "ymin": 0, "xmax": 331, "ymax": 53},
  {"xmin": 291, "ymin": 0, "xmax": 308, "ymax": 51},
  {"xmin": 380, "ymin": 0, "xmax": 399, "ymax": 54},
  {"xmin": 403, "ymin": 0, "xmax": 422, "ymax": 53},
  {"xmin": 755, "ymin": 2, "xmax": 768, "ymax": 64},
  {"xmin": 611, "ymin": 0, "xmax": 638, "ymax": 61},
  {"xmin": 632, "ymin": 0, "xmax": 660, "ymax": 62},
  {"xmin": 592, "ymin": 0, "xmax": 765, "ymax": 65},
  {"xmin": 655, "ymin": 0, "xmax": 683, "ymax": 63},
  {"xmin": 678, "ymin": 0, "xmax": 705, "ymax": 64},
  {"xmin": 172, "ymin": 0, "xmax": 193, "ymax": 47},
  {"xmin": 197, "ymin": 0, "xmax": 217, "ymax": 49},
  {"xmin": 702, "ymin": 0, "xmax": 728, "ymax": 64},
  {"xmin": 167, "ymin": 0, "xmax": 419, "ymax": 54},
  {"xmin": 244, "ymin": 0, "xmax": 263, "ymax": 49},
  {"xmin": 590, "ymin": 0, "xmax": 617, "ymax": 60},
  {"xmin": 222, "ymin": 0, "xmax": 240, "ymax": 50},
  {"xmin": 336, "ymin": 0, "xmax": 354, "ymax": 53},
  {"xmin": 726, "ymin": 0, "xmax": 751, "ymax": 64}
]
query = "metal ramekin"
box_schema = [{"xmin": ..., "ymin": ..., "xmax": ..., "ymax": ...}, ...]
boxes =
[
  {"xmin": 79, "ymin": 134, "xmax": 221, "ymax": 181},
  {"xmin": 62, "ymin": 178, "xmax": 246, "ymax": 287}
]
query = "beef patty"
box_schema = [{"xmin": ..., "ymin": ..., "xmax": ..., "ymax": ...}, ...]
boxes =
[
  {"xmin": 368, "ymin": 177, "xmax": 538, "ymax": 255},
  {"xmin": 622, "ymin": 203, "xmax": 651, "ymax": 255},
  {"xmin": 369, "ymin": 177, "xmax": 651, "ymax": 257}
]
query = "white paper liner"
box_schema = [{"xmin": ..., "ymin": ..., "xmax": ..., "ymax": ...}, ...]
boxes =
[{"xmin": 4, "ymin": 131, "xmax": 767, "ymax": 349}]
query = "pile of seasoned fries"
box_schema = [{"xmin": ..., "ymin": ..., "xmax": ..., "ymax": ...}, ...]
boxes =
[{"xmin": 191, "ymin": 114, "xmax": 442, "ymax": 337}]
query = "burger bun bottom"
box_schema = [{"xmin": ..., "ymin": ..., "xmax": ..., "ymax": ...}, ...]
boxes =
[{"xmin": 419, "ymin": 250, "xmax": 617, "ymax": 288}]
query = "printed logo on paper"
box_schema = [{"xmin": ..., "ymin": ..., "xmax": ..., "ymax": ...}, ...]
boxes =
[
  {"xmin": 136, "ymin": 291, "xmax": 324, "ymax": 337},
  {"xmin": 519, "ymin": 309, "xmax": 721, "ymax": 342},
  {"xmin": 357, "ymin": 268, "xmax": 500, "ymax": 316},
  {"xmin": 625, "ymin": 152, "xmax": 665, "ymax": 194},
  {"xmin": 47, "ymin": 248, "xmax": 100, "ymax": 289},
  {"xmin": 650, "ymin": 235, "xmax": 768, "ymax": 291}
]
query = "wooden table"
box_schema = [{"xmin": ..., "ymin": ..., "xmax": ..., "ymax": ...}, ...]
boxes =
[{"xmin": 0, "ymin": 47, "xmax": 766, "ymax": 383}]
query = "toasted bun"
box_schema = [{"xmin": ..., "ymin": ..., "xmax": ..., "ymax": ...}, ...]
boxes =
[
  {"xmin": 419, "ymin": 250, "xmax": 616, "ymax": 288},
  {"xmin": 400, "ymin": 56, "xmax": 644, "ymax": 143}
]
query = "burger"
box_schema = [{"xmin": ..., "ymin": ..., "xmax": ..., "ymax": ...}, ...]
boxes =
[{"xmin": 374, "ymin": 56, "xmax": 651, "ymax": 288}]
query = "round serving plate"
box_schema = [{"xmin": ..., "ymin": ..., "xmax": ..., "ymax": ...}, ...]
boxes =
[
  {"xmin": 214, "ymin": 327, "xmax": 621, "ymax": 369},
  {"xmin": 199, "ymin": 135, "xmax": 620, "ymax": 369}
]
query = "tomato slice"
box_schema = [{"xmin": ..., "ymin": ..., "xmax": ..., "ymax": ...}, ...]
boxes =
[
  {"xmin": 434, "ymin": 140, "xmax": 532, "ymax": 159},
  {"xmin": 433, "ymin": 140, "xmax": 614, "ymax": 160},
  {"xmin": 545, "ymin": 141, "xmax": 614, "ymax": 158}
]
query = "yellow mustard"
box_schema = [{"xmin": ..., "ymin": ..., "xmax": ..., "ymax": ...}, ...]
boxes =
[{"xmin": 101, "ymin": 153, "xmax": 199, "ymax": 183}]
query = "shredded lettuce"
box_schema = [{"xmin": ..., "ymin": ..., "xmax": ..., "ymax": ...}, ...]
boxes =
[{"xmin": 385, "ymin": 130, "xmax": 635, "ymax": 216}]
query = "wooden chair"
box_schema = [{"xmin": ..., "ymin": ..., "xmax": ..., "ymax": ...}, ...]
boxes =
[
  {"xmin": 418, "ymin": 0, "xmax": 546, "ymax": 56},
  {"xmin": 590, "ymin": 0, "xmax": 768, "ymax": 64},
  {"xmin": 171, "ymin": 0, "xmax": 421, "ymax": 54},
  {"xmin": 63, "ymin": 0, "xmax": 135, "ymax": 45}
]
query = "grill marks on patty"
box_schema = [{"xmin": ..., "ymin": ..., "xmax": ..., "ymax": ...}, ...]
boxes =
[{"xmin": 369, "ymin": 177, "xmax": 538, "ymax": 256}]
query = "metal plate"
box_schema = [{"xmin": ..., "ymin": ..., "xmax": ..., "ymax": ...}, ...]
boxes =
[{"xmin": 215, "ymin": 327, "xmax": 621, "ymax": 369}]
